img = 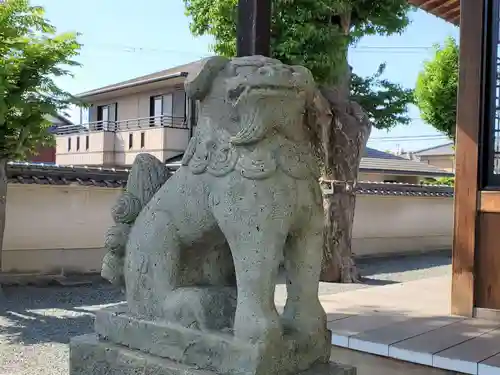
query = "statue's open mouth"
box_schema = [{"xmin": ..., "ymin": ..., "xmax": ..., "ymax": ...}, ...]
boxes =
[{"xmin": 229, "ymin": 85, "xmax": 303, "ymax": 146}]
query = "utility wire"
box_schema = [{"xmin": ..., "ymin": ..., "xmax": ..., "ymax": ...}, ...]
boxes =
[{"xmin": 81, "ymin": 42, "xmax": 438, "ymax": 56}]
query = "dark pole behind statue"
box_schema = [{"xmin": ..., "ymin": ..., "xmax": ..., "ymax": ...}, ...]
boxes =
[{"xmin": 236, "ymin": 0, "xmax": 271, "ymax": 57}]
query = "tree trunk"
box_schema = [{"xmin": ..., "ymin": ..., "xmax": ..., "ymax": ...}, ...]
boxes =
[
  {"xmin": 319, "ymin": 59, "xmax": 372, "ymax": 283},
  {"xmin": 0, "ymin": 158, "xmax": 7, "ymax": 272}
]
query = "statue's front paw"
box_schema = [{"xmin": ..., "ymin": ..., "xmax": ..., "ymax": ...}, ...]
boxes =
[
  {"xmin": 234, "ymin": 309, "xmax": 282, "ymax": 344},
  {"xmin": 281, "ymin": 299, "xmax": 327, "ymax": 337},
  {"xmin": 101, "ymin": 252, "xmax": 125, "ymax": 287}
]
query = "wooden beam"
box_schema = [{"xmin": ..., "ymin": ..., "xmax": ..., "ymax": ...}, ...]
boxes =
[
  {"xmin": 450, "ymin": 12, "xmax": 461, "ymax": 24},
  {"xmin": 444, "ymin": 8, "xmax": 461, "ymax": 24},
  {"xmin": 479, "ymin": 191, "xmax": 500, "ymax": 213},
  {"xmin": 420, "ymin": 0, "xmax": 447, "ymax": 8},
  {"xmin": 475, "ymin": 213, "xmax": 500, "ymax": 310},
  {"xmin": 451, "ymin": 0, "xmax": 485, "ymax": 317},
  {"xmin": 408, "ymin": 0, "xmax": 461, "ymax": 25},
  {"xmin": 434, "ymin": 0, "xmax": 459, "ymax": 12},
  {"xmin": 236, "ymin": 0, "xmax": 271, "ymax": 57}
]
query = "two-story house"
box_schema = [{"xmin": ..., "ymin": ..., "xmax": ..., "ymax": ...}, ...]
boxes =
[{"xmin": 55, "ymin": 60, "xmax": 200, "ymax": 167}]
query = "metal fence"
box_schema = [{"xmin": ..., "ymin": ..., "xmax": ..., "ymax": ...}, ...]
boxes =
[{"xmin": 55, "ymin": 115, "xmax": 189, "ymax": 135}]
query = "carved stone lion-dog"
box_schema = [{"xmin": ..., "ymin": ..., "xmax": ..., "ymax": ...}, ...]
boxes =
[{"xmin": 102, "ymin": 56, "xmax": 332, "ymax": 354}]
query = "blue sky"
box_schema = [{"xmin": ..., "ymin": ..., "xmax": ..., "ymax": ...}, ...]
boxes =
[{"xmin": 35, "ymin": 0, "xmax": 459, "ymax": 153}]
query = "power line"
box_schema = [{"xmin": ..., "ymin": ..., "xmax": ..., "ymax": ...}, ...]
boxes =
[{"xmin": 81, "ymin": 42, "xmax": 437, "ymax": 56}]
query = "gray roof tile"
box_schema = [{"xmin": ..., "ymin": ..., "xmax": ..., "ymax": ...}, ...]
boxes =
[
  {"xmin": 356, "ymin": 181, "xmax": 453, "ymax": 198},
  {"xmin": 7, "ymin": 162, "xmax": 129, "ymax": 188}
]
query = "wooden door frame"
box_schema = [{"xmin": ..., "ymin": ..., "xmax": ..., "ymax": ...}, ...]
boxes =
[{"xmin": 451, "ymin": 0, "xmax": 487, "ymax": 316}]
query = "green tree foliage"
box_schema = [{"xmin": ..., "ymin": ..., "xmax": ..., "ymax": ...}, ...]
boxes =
[
  {"xmin": 415, "ymin": 36, "xmax": 458, "ymax": 140},
  {"xmin": 424, "ymin": 176, "xmax": 455, "ymax": 187},
  {"xmin": 183, "ymin": 0, "xmax": 414, "ymax": 130},
  {"xmin": 0, "ymin": 0, "xmax": 82, "ymax": 264},
  {"xmin": 351, "ymin": 63, "xmax": 414, "ymax": 129}
]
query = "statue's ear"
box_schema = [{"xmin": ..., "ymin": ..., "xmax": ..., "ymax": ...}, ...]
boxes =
[{"xmin": 184, "ymin": 56, "xmax": 229, "ymax": 100}]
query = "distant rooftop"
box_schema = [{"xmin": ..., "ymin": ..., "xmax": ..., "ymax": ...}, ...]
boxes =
[
  {"xmin": 360, "ymin": 147, "xmax": 453, "ymax": 177},
  {"xmin": 414, "ymin": 142, "xmax": 454, "ymax": 157}
]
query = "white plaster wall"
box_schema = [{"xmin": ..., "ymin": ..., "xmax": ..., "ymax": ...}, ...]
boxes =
[
  {"xmin": 1, "ymin": 184, "xmax": 453, "ymax": 275},
  {"xmin": 352, "ymin": 195, "xmax": 453, "ymax": 257},
  {"xmin": 1, "ymin": 184, "xmax": 121, "ymax": 274}
]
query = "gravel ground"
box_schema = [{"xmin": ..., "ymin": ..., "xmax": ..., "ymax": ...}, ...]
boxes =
[{"xmin": 0, "ymin": 252, "xmax": 451, "ymax": 375}]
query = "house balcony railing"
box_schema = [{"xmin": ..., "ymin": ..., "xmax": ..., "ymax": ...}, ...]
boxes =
[{"xmin": 55, "ymin": 115, "xmax": 190, "ymax": 135}]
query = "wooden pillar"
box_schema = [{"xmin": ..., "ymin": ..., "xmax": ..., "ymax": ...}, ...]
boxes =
[
  {"xmin": 236, "ymin": 0, "xmax": 271, "ymax": 57},
  {"xmin": 451, "ymin": 0, "xmax": 487, "ymax": 316}
]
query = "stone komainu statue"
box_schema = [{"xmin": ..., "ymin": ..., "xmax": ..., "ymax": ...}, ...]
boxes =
[{"xmin": 102, "ymin": 56, "xmax": 332, "ymax": 359}]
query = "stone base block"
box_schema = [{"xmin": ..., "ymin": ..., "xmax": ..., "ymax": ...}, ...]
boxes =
[
  {"xmin": 69, "ymin": 334, "xmax": 356, "ymax": 375},
  {"xmin": 94, "ymin": 303, "xmax": 331, "ymax": 375}
]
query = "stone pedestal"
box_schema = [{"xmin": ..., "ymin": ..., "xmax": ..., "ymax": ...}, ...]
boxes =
[
  {"xmin": 69, "ymin": 303, "xmax": 356, "ymax": 375},
  {"xmin": 70, "ymin": 334, "xmax": 356, "ymax": 375}
]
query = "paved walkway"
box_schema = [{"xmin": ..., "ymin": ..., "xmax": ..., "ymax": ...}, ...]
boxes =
[{"xmin": 320, "ymin": 276, "xmax": 500, "ymax": 375}]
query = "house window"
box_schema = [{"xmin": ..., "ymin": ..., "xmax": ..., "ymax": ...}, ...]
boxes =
[
  {"xmin": 97, "ymin": 103, "xmax": 117, "ymax": 131},
  {"xmin": 85, "ymin": 135, "xmax": 89, "ymax": 150},
  {"xmin": 150, "ymin": 91, "xmax": 186, "ymax": 127},
  {"xmin": 97, "ymin": 105, "xmax": 109, "ymax": 130},
  {"xmin": 76, "ymin": 136, "xmax": 80, "ymax": 151},
  {"xmin": 129, "ymin": 133, "xmax": 133, "ymax": 149},
  {"xmin": 140, "ymin": 132, "xmax": 145, "ymax": 148},
  {"xmin": 151, "ymin": 96, "xmax": 163, "ymax": 127},
  {"xmin": 67, "ymin": 137, "xmax": 71, "ymax": 151},
  {"xmin": 172, "ymin": 91, "xmax": 186, "ymax": 125},
  {"xmin": 483, "ymin": 0, "xmax": 500, "ymax": 187}
]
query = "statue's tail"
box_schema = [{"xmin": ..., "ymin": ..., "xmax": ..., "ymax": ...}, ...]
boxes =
[{"xmin": 101, "ymin": 154, "xmax": 171, "ymax": 287}]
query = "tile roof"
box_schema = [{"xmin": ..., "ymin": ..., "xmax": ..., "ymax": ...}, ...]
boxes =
[
  {"xmin": 6, "ymin": 162, "xmax": 454, "ymax": 197},
  {"xmin": 360, "ymin": 147, "xmax": 453, "ymax": 177},
  {"xmin": 356, "ymin": 181, "xmax": 453, "ymax": 198},
  {"xmin": 7, "ymin": 162, "xmax": 129, "ymax": 188},
  {"xmin": 76, "ymin": 60, "xmax": 203, "ymax": 98},
  {"xmin": 413, "ymin": 142, "xmax": 455, "ymax": 157}
]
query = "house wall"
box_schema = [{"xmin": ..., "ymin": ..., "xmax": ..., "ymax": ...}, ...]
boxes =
[
  {"xmin": 1, "ymin": 183, "xmax": 453, "ymax": 275},
  {"xmin": 87, "ymin": 85, "xmax": 185, "ymax": 122},
  {"xmin": 56, "ymin": 132, "xmax": 115, "ymax": 166},
  {"xmin": 418, "ymin": 155, "xmax": 455, "ymax": 173}
]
